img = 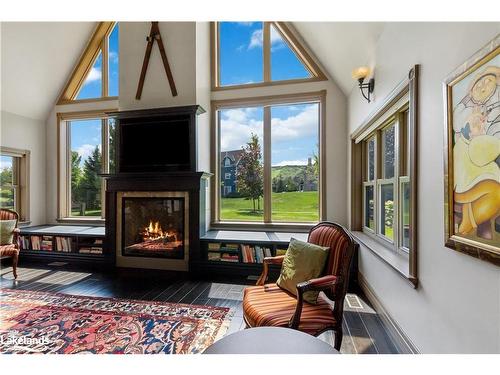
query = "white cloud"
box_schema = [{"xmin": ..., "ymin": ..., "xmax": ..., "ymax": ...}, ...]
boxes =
[
  {"xmin": 247, "ymin": 27, "xmax": 284, "ymax": 50},
  {"xmin": 109, "ymin": 51, "xmax": 119, "ymax": 64},
  {"xmin": 271, "ymin": 104, "xmax": 319, "ymax": 142},
  {"xmin": 85, "ymin": 66, "xmax": 102, "ymax": 83},
  {"xmin": 219, "ymin": 105, "xmax": 319, "ymax": 153},
  {"xmin": 273, "ymin": 159, "xmax": 308, "ymax": 167},
  {"xmin": 76, "ymin": 144, "xmax": 100, "ymax": 161},
  {"xmin": 220, "ymin": 108, "xmax": 263, "ymax": 151}
]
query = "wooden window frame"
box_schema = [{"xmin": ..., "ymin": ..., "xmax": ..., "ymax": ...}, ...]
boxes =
[
  {"xmin": 0, "ymin": 146, "xmax": 31, "ymax": 223},
  {"xmin": 57, "ymin": 22, "xmax": 118, "ymax": 105},
  {"xmin": 211, "ymin": 22, "xmax": 327, "ymax": 91},
  {"xmin": 351, "ymin": 65, "xmax": 419, "ymax": 287},
  {"xmin": 211, "ymin": 91, "xmax": 327, "ymax": 230},
  {"xmin": 57, "ymin": 109, "xmax": 117, "ymax": 223}
]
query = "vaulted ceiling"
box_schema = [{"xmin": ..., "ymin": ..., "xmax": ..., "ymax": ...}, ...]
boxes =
[
  {"xmin": 1, "ymin": 22, "xmax": 385, "ymax": 122},
  {"xmin": 1, "ymin": 22, "xmax": 97, "ymax": 121},
  {"xmin": 292, "ymin": 22, "xmax": 385, "ymax": 94}
]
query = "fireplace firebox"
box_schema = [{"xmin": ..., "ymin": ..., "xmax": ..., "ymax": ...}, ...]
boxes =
[{"xmin": 122, "ymin": 196, "xmax": 187, "ymax": 259}]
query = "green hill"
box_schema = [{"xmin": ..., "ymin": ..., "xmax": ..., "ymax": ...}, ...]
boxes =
[{"xmin": 271, "ymin": 165, "xmax": 307, "ymax": 180}]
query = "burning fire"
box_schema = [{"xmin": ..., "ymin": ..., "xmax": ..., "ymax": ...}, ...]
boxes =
[{"xmin": 140, "ymin": 220, "xmax": 177, "ymax": 242}]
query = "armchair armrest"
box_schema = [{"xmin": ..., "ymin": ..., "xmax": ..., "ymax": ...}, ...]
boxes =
[
  {"xmin": 12, "ymin": 227, "xmax": 20, "ymax": 247},
  {"xmin": 288, "ymin": 275, "xmax": 342, "ymax": 329},
  {"xmin": 256, "ymin": 255, "xmax": 285, "ymax": 286}
]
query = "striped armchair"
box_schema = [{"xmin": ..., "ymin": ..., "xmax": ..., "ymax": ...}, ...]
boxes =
[
  {"xmin": 0, "ymin": 209, "xmax": 20, "ymax": 279},
  {"xmin": 243, "ymin": 222, "xmax": 358, "ymax": 351}
]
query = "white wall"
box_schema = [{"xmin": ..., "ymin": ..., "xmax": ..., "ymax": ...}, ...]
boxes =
[
  {"xmin": 348, "ymin": 23, "xmax": 500, "ymax": 353},
  {"xmin": 119, "ymin": 22, "xmax": 197, "ymax": 111},
  {"xmin": 1, "ymin": 110, "xmax": 46, "ymax": 224}
]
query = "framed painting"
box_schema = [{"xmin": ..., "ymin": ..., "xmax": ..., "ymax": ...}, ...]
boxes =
[{"xmin": 443, "ymin": 34, "xmax": 500, "ymax": 266}]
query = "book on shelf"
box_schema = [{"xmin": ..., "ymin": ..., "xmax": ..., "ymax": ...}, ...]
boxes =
[
  {"xmin": 31, "ymin": 235, "xmax": 41, "ymax": 250},
  {"xmin": 79, "ymin": 247, "xmax": 103, "ymax": 255},
  {"xmin": 220, "ymin": 253, "xmax": 239, "ymax": 262},
  {"xmin": 40, "ymin": 236, "xmax": 53, "ymax": 251},
  {"xmin": 208, "ymin": 252, "xmax": 222, "ymax": 261},
  {"xmin": 55, "ymin": 237, "xmax": 73, "ymax": 252},
  {"xmin": 207, "ymin": 242, "xmax": 221, "ymax": 251},
  {"xmin": 19, "ymin": 235, "xmax": 30, "ymax": 250}
]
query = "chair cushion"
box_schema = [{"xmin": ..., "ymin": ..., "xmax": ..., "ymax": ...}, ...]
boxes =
[
  {"xmin": 0, "ymin": 220, "xmax": 16, "ymax": 245},
  {"xmin": 0, "ymin": 244, "xmax": 19, "ymax": 257},
  {"xmin": 276, "ymin": 238, "xmax": 329, "ymax": 304},
  {"xmin": 243, "ymin": 283, "xmax": 337, "ymax": 336}
]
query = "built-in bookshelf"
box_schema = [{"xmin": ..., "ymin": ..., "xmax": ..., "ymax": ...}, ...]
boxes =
[
  {"xmin": 196, "ymin": 230, "xmax": 308, "ymax": 278},
  {"xmin": 19, "ymin": 225, "xmax": 108, "ymax": 265}
]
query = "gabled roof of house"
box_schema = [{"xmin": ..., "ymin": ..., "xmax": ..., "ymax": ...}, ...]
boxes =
[{"xmin": 221, "ymin": 149, "xmax": 244, "ymax": 165}]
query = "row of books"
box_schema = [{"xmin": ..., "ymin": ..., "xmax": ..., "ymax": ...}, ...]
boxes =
[
  {"xmin": 55, "ymin": 236, "xmax": 73, "ymax": 252},
  {"xmin": 79, "ymin": 247, "xmax": 103, "ymax": 255},
  {"xmin": 19, "ymin": 236, "xmax": 30, "ymax": 250},
  {"xmin": 241, "ymin": 245, "xmax": 272, "ymax": 263},
  {"xmin": 31, "ymin": 236, "xmax": 53, "ymax": 251},
  {"xmin": 207, "ymin": 252, "xmax": 239, "ymax": 262}
]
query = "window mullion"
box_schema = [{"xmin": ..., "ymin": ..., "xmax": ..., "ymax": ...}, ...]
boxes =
[
  {"xmin": 263, "ymin": 106, "xmax": 272, "ymax": 222},
  {"xmin": 263, "ymin": 22, "xmax": 271, "ymax": 83}
]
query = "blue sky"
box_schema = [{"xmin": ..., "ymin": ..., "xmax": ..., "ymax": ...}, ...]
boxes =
[
  {"xmin": 219, "ymin": 22, "xmax": 310, "ymax": 86},
  {"xmin": 70, "ymin": 119, "xmax": 102, "ymax": 165},
  {"xmin": 0, "ymin": 155, "xmax": 13, "ymax": 172}
]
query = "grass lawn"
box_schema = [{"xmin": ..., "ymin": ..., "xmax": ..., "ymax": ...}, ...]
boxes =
[
  {"xmin": 71, "ymin": 209, "xmax": 102, "ymax": 217},
  {"xmin": 221, "ymin": 191, "xmax": 319, "ymax": 222}
]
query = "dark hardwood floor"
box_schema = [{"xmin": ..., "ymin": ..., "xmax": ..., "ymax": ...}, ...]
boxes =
[{"xmin": 0, "ymin": 262, "xmax": 399, "ymax": 354}]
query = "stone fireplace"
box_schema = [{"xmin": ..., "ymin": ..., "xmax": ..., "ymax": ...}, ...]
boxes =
[{"xmin": 104, "ymin": 106, "xmax": 209, "ymax": 271}]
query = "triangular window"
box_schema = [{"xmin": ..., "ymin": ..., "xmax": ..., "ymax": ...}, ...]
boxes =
[
  {"xmin": 213, "ymin": 22, "xmax": 325, "ymax": 89},
  {"xmin": 270, "ymin": 24, "xmax": 311, "ymax": 81},
  {"xmin": 58, "ymin": 22, "xmax": 118, "ymax": 104}
]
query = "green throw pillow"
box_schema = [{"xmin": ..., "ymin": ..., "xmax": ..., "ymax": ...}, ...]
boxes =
[
  {"xmin": 276, "ymin": 238, "xmax": 329, "ymax": 305},
  {"xmin": 0, "ymin": 219, "xmax": 17, "ymax": 245}
]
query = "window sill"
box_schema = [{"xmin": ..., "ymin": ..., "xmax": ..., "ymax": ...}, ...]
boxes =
[
  {"xmin": 57, "ymin": 217, "xmax": 105, "ymax": 226},
  {"xmin": 352, "ymin": 231, "xmax": 417, "ymax": 288},
  {"xmin": 210, "ymin": 221, "xmax": 312, "ymax": 233}
]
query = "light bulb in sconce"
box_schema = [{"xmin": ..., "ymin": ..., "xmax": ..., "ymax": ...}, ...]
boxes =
[
  {"xmin": 351, "ymin": 66, "xmax": 371, "ymax": 81},
  {"xmin": 352, "ymin": 66, "xmax": 375, "ymax": 103}
]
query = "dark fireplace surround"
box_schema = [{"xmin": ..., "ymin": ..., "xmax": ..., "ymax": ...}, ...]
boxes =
[{"xmin": 104, "ymin": 106, "xmax": 209, "ymax": 271}]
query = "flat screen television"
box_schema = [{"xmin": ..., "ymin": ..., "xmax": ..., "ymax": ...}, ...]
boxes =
[{"xmin": 118, "ymin": 115, "xmax": 193, "ymax": 172}]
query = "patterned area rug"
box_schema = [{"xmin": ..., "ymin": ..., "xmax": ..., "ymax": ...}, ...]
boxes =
[{"xmin": 0, "ymin": 289, "xmax": 232, "ymax": 354}]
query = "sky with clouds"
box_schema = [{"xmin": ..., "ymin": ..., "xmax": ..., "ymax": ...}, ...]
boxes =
[{"xmin": 220, "ymin": 103, "xmax": 319, "ymax": 167}]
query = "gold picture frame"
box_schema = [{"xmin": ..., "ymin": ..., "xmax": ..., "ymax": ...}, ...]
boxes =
[{"xmin": 443, "ymin": 34, "xmax": 500, "ymax": 266}]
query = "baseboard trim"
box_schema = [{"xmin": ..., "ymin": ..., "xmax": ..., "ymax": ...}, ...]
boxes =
[{"xmin": 358, "ymin": 272, "xmax": 420, "ymax": 354}]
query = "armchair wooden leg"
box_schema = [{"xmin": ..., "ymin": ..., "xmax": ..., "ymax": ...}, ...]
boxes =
[
  {"xmin": 12, "ymin": 253, "xmax": 18, "ymax": 279},
  {"xmin": 334, "ymin": 327, "xmax": 343, "ymax": 351}
]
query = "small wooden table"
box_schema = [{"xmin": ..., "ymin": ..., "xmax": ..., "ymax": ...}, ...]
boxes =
[{"xmin": 203, "ymin": 327, "xmax": 339, "ymax": 354}]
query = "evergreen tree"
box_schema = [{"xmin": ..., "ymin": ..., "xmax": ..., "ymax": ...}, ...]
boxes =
[
  {"xmin": 80, "ymin": 146, "xmax": 102, "ymax": 210},
  {"xmin": 71, "ymin": 151, "xmax": 83, "ymax": 205},
  {"xmin": 236, "ymin": 133, "xmax": 263, "ymax": 212}
]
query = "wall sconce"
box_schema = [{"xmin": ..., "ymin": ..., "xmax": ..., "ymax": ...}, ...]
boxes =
[{"xmin": 352, "ymin": 66, "xmax": 375, "ymax": 103}]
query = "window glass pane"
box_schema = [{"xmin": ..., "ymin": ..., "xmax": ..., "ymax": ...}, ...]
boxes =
[
  {"xmin": 382, "ymin": 124, "xmax": 395, "ymax": 179},
  {"xmin": 70, "ymin": 119, "xmax": 102, "ymax": 217},
  {"xmin": 76, "ymin": 52, "xmax": 102, "ymax": 100},
  {"xmin": 108, "ymin": 24, "xmax": 119, "ymax": 96},
  {"xmin": 364, "ymin": 185, "xmax": 374, "ymax": 230},
  {"xmin": 0, "ymin": 155, "xmax": 14, "ymax": 185},
  {"xmin": 380, "ymin": 183, "xmax": 394, "ymax": 240},
  {"xmin": 219, "ymin": 22, "xmax": 263, "ymax": 86},
  {"xmin": 271, "ymin": 103, "xmax": 319, "ymax": 222},
  {"xmin": 401, "ymin": 181, "xmax": 410, "ymax": 248},
  {"xmin": 219, "ymin": 107, "xmax": 264, "ymax": 221},
  {"xmin": 367, "ymin": 138, "xmax": 375, "ymax": 181},
  {"xmin": 270, "ymin": 24, "xmax": 311, "ymax": 81},
  {"xmin": 109, "ymin": 118, "xmax": 116, "ymax": 174}
]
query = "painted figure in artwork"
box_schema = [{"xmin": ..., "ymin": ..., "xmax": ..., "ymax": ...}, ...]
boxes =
[{"xmin": 453, "ymin": 62, "xmax": 500, "ymax": 240}]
